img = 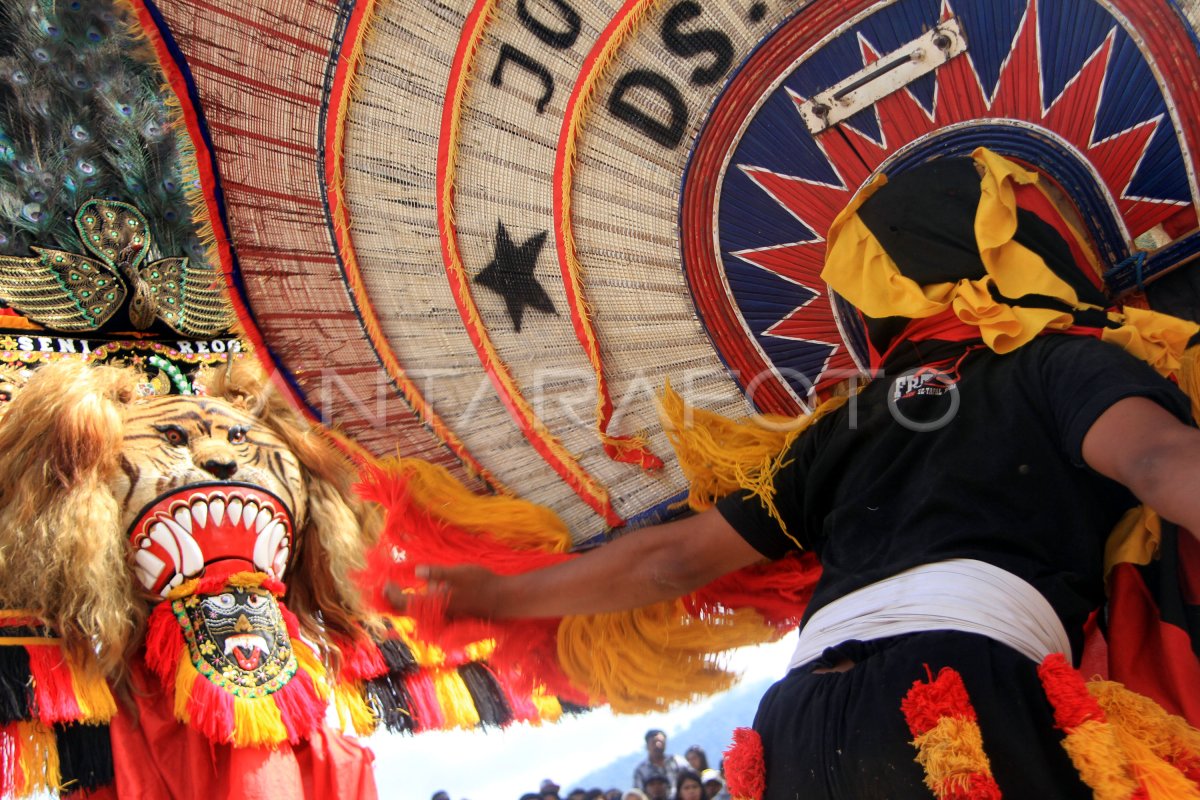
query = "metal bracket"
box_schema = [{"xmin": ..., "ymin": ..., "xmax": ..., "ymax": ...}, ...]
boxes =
[{"xmin": 798, "ymin": 18, "xmax": 968, "ymax": 135}]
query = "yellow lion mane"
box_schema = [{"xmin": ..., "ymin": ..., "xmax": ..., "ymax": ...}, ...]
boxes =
[{"xmin": 0, "ymin": 357, "xmax": 379, "ymax": 681}]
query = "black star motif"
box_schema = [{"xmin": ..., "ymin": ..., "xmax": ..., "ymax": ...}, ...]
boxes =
[{"xmin": 475, "ymin": 221, "xmax": 556, "ymax": 332}]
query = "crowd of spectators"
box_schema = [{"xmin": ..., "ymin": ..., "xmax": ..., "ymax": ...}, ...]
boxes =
[{"xmin": 505, "ymin": 732, "xmax": 730, "ymax": 800}]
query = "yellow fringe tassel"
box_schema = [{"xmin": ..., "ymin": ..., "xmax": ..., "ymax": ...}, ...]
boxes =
[
  {"xmin": 334, "ymin": 682, "xmax": 378, "ymax": 737},
  {"xmin": 1059, "ymin": 719, "xmax": 1141, "ymax": 800},
  {"xmin": 658, "ymin": 382, "xmax": 846, "ymax": 546},
  {"xmin": 387, "ymin": 458, "xmax": 572, "ymax": 553},
  {"xmin": 910, "ymin": 716, "xmax": 992, "ymax": 795},
  {"xmin": 433, "ymin": 669, "xmax": 481, "ymax": 730},
  {"xmin": 531, "ymin": 688, "xmax": 563, "ymax": 722},
  {"xmin": 172, "ymin": 656, "xmax": 198, "ymax": 724},
  {"xmin": 557, "ymin": 599, "xmax": 778, "ymax": 713},
  {"xmin": 388, "ymin": 617, "xmax": 446, "ymax": 669},
  {"xmin": 1090, "ymin": 681, "xmax": 1200, "ymax": 800},
  {"xmin": 15, "ymin": 721, "xmax": 60, "ymax": 797},
  {"xmin": 65, "ymin": 652, "xmax": 117, "ymax": 723},
  {"xmin": 464, "ymin": 639, "xmax": 496, "ymax": 662},
  {"xmin": 231, "ymin": 696, "xmax": 288, "ymax": 748},
  {"xmin": 294, "ymin": 640, "xmax": 331, "ymax": 702}
]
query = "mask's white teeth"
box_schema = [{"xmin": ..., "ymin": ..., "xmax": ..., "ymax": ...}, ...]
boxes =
[
  {"xmin": 227, "ymin": 498, "xmax": 243, "ymax": 526},
  {"xmin": 149, "ymin": 522, "xmax": 181, "ymax": 567},
  {"xmin": 254, "ymin": 507, "xmax": 273, "ymax": 533},
  {"xmin": 224, "ymin": 634, "xmax": 268, "ymax": 655},
  {"xmin": 191, "ymin": 500, "xmax": 207, "ymax": 529},
  {"xmin": 133, "ymin": 547, "xmax": 164, "ymax": 591},
  {"xmin": 134, "ymin": 565, "xmax": 157, "ymax": 590},
  {"xmin": 173, "ymin": 507, "xmax": 192, "ymax": 532},
  {"xmin": 242, "ymin": 501, "xmax": 259, "ymax": 530},
  {"xmin": 160, "ymin": 573, "xmax": 183, "ymax": 598},
  {"xmin": 272, "ymin": 546, "xmax": 289, "ymax": 581},
  {"xmin": 266, "ymin": 518, "xmax": 288, "ymax": 555},
  {"xmin": 209, "ymin": 497, "xmax": 225, "ymax": 526},
  {"xmin": 253, "ymin": 523, "xmax": 273, "ymax": 574},
  {"xmin": 134, "ymin": 549, "xmax": 165, "ymax": 580},
  {"xmin": 163, "ymin": 517, "xmax": 204, "ymax": 576}
]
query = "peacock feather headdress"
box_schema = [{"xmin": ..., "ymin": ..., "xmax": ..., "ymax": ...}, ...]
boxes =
[{"xmin": 0, "ymin": 0, "xmax": 231, "ymax": 335}]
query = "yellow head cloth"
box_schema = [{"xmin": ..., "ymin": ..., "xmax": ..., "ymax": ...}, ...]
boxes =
[{"xmin": 820, "ymin": 147, "xmax": 1197, "ymax": 374}]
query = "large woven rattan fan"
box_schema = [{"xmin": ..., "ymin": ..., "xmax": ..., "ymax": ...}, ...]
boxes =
[{"xmin": 23, "ymin": 0, "xmax": 1200, "ymax": 541}]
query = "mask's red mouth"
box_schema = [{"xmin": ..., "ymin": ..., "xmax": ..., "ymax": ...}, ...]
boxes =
[
  {"xmin": 128, "ymin": 484, "xmax": 295, "ymax": 597},
  {"xmin": 225, "ymin": 633, "xmax": 269, "ymax": 671}
]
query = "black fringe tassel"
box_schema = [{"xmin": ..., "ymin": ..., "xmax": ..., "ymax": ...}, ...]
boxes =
[
  {"xmin": 363, "ymin": 674, "xmax": 416, "ymax": 735},
  {"xmin": 457, "ymin": 663, "xmax": 512, "ymax": 728},
  {"xmin": 0, "ymin": 646, "xmax": 34, "ymax": 725},
  {"xmin": 55, "ymin": 722, "xmax": 114, "ymax": 793}
]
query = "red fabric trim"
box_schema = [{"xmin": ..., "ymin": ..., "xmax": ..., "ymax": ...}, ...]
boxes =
[
  {"xmin": 552, "ymin": 0, "xmax": 664, "ymax": 473},
  {"xmin": 1011, "ymin": 182, "xmax": 1103, "ymax": 291},
  {"xmin": 1179, "ymin": 527, "xmax": 1200, "ymax": 605},
  {"xmin": 1107, "ymin": 563, "xmax": 1200, "ymax": 726},
  {"xmin": 1078, "ymin": 610, "xmax": 1109, "ymax": 682},
  {"xmin": 869, "ymin": 309, "xmax": 984, "ymax": 371},
  {"xmin": 434, "ymin": 0, "xmax": 621, "ymax": 526}
]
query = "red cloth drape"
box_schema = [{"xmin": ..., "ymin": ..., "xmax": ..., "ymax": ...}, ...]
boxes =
[{"xmin": 96, "ymin": 660, "xmax": 377, "ymax": 800}]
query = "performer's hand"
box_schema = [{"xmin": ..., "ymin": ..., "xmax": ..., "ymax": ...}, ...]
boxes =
[{"xmin": 384, "ymin": 564, "xmax": 505, "ymax": 619}]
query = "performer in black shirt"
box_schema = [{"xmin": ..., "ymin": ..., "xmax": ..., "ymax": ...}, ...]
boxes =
[{"xmin": 396, "ymin": 150, "xmax": 1200, "ymax": 798}]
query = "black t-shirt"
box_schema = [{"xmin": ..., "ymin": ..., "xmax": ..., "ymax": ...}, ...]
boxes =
[{"xmin": 717, "ymin": 335, "xmax": 1192, "ymax": 656}]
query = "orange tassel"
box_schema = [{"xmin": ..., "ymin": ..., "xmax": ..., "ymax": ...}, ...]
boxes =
[{"xmin": 1038, "ymin": 654, "xmax": 1141, "ymax": 800}]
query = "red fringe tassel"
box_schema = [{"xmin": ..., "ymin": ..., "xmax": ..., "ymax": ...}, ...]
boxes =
[
  {"xmin": 1037, "ymin": 653, "xmax": 1106, "ymax": 729},
  {"xmin": 272, "ymin": 666, "xmax": 326, "ymax": 743},
  {"xmin": 405, "ymin": 671, "xmax": 445, "ymax": 732},
  {"xmin": 184, "ymin": 667, "xmax": 235, "ymax": 743},
  {"xmin": 144, "ymin": 602, "xmax": 186, "ymax": 687},
  {"xmin": 24, "ymin": 646, "xmax": 82, "ymax": 725},
  {"xmin": 724, "ymin": 726, "xmax": 766, "ymax": 800}
]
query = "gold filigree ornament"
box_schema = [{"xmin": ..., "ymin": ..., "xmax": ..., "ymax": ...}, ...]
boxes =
[{"xmin": 0, "ymin": 199, "xmax": 232, "ymax": 336}]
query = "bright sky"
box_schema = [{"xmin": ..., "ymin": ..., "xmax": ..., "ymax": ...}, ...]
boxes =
[{"xmin": 370, "ymin": 636, "xmax": 796, "ymax": 799}]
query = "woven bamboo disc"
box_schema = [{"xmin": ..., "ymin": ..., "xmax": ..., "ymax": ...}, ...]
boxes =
[{"xmin": 129, "ymin": 0, "xmax": 1200, "ymax": 540}]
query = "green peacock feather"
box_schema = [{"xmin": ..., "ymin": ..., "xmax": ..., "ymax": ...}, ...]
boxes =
[{"xmin": 0, "ymin": 0, "xmax": 231, "ymax": 334}]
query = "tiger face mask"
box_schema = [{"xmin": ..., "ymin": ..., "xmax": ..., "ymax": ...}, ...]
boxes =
[
  {"xmin": 112, "ymin": 393, "xmax": 309, "ymax": 542},
  {"xmin": 123, "ymin": 397, "xmax": 327, "ymax": 747}
]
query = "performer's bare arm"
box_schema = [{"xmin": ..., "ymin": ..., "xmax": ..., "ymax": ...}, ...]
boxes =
[
  {"xmin": 1082, "ymin": 395, "xmax": 1200, "ymax": 538},
  {"xmin": 388, "ymin": 507, "xmax": 763, "ymax": 620}
]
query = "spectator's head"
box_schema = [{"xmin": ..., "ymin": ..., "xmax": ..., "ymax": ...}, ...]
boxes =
[
  {"xmin": 540, "ymin": 779, "xmax": 562, "ymax": 799},
  {"xmin": 684, "ymin": 746, "xmax": 708, "ymax": 772},
  {"xmin": 644, "ymin": 729, "xmax": 667, "ymax": 755},
  {"xmin": 700, "ymin": 769, "xmax": 724, "ymax": 799},
  {"xmin": 673, "ymin": 771, "xmax": 703, "ymax": 800},
  {"xmin": 521, "ymin": 795, "xmax": 542, "ymax": 800},
  {"xmin": 623, "ymin": 792, "xmax": 648, "ymax": 800},
  {"xmin": 432, "ymin": 792, "xmax": 450, "ymax": 800},
  {"xmin": 644, "ymin": 775, "xmax": 670, "ymax": 800},
  {"xmin": 605, "ymin": 790, "xmax": 622, "ymax": 800},
  {"xmin": 586, "ymin": 790, "xmax": 605, "ymax": 800},
  {"xmin": 565, "ymin": 790, "xmax": 586, "ymax": 800}
]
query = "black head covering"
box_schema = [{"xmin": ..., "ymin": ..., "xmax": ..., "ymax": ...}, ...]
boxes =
[{"xmin": 853, "ymin": 157, "xmax": 1109, "ymax": 355}]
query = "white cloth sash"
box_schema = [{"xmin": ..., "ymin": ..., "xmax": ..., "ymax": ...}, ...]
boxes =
[{"xmin": 787, "ymin": 559, "xmax": 1071, "ymax": 671}]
